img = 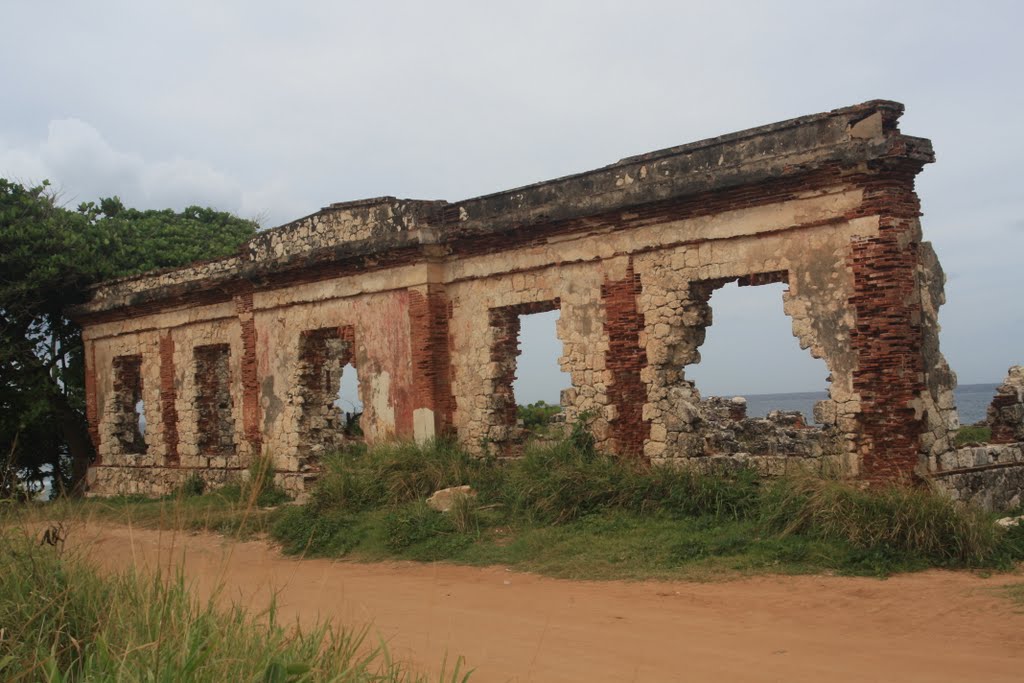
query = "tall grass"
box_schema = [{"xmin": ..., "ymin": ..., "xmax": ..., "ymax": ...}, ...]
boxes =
[
  {"xmin": 270, "ymin": 435, "xmax": 1024, "ymax": 575},
  {"xmin": 0, "ymin": 525, "xmax": 470, "ymax": 682},
  {"xmin": 761, "ymin": 476, "xmax": 1023, "ymax": 567}
]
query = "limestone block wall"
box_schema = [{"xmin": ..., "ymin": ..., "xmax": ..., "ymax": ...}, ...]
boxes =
[
  {"xmin": 447, "ymin": 260, "xmax": 615, "ymax": 455},
  {"xmin": 73, "ymin": 99, "xmax": 1001, "ymax": 501},
  {"xmin": 989, "ymin": 367, "xmax": 1024, "ymax": 443}
]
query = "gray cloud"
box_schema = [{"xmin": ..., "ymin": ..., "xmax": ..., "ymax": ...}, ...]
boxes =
[{"xmin": 2, "ymin": 0, "xmax": 1022, "ymax": 394}]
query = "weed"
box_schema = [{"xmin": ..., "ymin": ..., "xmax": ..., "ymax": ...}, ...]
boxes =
[
  {"xmin": 954, "ymin": 424, "xmax": 992, "ymax": 446},
  {"xmin": 178, "ymin": 471, "xmax": 206, "ymax": 497},
  {"xmin": 759, "ymin": 476, "xmax": 1008, "ymax": 567},
  {"xmin": 0, "ymin": 526, "xmax": 471, "ymax": 681}
]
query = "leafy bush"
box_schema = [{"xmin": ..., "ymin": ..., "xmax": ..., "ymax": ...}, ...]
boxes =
[{"xmin": 516, "ymin": 401, "xmax": 562, "ymax": 432}]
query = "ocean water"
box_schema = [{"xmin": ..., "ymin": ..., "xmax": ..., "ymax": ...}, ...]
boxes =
[{"xmin": 741, "ymin": 383, "xmax": 999, "ymax": 425}]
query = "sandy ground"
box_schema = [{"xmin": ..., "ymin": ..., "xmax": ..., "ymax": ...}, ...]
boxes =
[{"xmin": 63, "ymin": 522, "xmax": 1024, "ymax": 683}]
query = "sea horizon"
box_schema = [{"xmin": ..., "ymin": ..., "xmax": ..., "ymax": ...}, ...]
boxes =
[{"xmin": 732, "ymin": 383, "xmax": 999, "ymax": 425}]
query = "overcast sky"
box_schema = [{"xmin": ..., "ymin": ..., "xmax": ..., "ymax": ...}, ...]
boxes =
[{"xmin": 3, "ymin": 1, "xmax": 1021, "ymax": 403}]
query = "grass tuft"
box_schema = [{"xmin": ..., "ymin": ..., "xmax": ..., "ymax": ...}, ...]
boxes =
[{"xmin": 0, "ymin": 525, "xmax": 470, "ymax": 682}]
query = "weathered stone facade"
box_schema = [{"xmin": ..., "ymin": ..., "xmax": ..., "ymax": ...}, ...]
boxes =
[{"xmin": 69, "ymin": 100, "xmax": 1024, "ymax": 507}]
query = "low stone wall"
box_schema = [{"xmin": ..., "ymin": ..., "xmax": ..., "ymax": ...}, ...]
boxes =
[
  {"xmin": 86, "ymin": 464, "xmax": 310, "ymax": 499},
  {"xmin": 650, "ymin": 397, "xmax": 845, "ymax": 476},
  {"xmin": 85, "ymin": 465, "xmax": 241, "ymax": 498},
  {"xmin": 924, "ymin": 442, "xmax": 1024, "ymax": 511}
]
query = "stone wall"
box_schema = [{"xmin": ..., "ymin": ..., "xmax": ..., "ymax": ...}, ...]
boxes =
[
  {"xmin": 72, "ymin": 100, "xmax": 1004, "ymax": 502},
  {"xmin": 989, "ymin": 366, "xmax": 1024, "ymax": 444}
]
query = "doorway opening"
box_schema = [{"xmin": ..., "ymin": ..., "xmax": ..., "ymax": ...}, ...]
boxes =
[{"xmin": 488, "ymin": 300, "xmax": 569, "ymax": 443}]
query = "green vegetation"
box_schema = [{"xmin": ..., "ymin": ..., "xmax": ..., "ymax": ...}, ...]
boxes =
[
  {"xmin": 0, "ymin": 178, "xmax": 257, "ymax": 496},
  {"xmin": 1000, "ymin": 582, "xmax": 1024, "ymax": 607},
  {"xmin": 0, "ymin": 525, "xmax": 469, "ymax": 682},
  {"xmin": 260, "ymin": 431, "xmax": 1024, "ymax": 579},
  {"xmin": 516, "ymin": 401, "xmax": 562, "ymax": 435},
  {"xmin": 955, "ymin": 424, "xmax": 992, "ymax": 446},
  {"xmin": 44, "ymin": 455, "xmax": 289, "ymax": 539},
  {"xmin": 22, "ymin": 431, "xmax": 1024, "ymax": 581}
]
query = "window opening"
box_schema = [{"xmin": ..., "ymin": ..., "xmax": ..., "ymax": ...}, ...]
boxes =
[
  {"xmin": 111, "ymin": 354, "xmax": 146, "ymax": 454},
  {"xmin": 334, "ymin": 362, "xmax": 363, "ymax": 437},
  {"xmin": 295, "ymin": 326, "xmax": 356, "ymax": 458},
  {"xmin": 685, "ymin": 280, "xmax": 829, "ymax": 423},
  {"xmin": 195, "ymin": 343, "xmax": 236, "ymax": 455},
  {"xmin": 514, "ymin": 309, "xmax": 570, "ymax": 436}
]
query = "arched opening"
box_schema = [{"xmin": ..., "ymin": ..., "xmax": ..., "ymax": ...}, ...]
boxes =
[{"xmin": 335, "ymin": 362, "xmax": 363, "ymax": 437}]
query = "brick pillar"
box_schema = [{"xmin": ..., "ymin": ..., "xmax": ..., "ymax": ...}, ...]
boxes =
[
  {"xmin": 84, "ymin": 340, "xmax": 101, "ymax": 463},
  {"xmin": 601, "ymin": 259, "xmax": 650, "ymax": 458},
  {"xmin": 409, "ymin": 284, "xmax": 456, "ymax": 441},
  {"xmin": 235, "ymin": 289, "xmax": 263, "ymax": 454},
  {"xmin": 158, "ymin": 332, "xmax": 180, "ymax": 465},
  {"xmin": 847, "ymin": 163, "xmax": 928, "ymax": 481}
]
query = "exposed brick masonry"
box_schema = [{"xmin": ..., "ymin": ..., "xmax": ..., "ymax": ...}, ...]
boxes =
[
  {"xmin": 158, "ymin": 333, "xmax": 180, "ymax": 464},
  {"xmin": 601, "ymin": 260, "xmax": 650, "ymax": 457},
  {"xmin": 235, "ymin": 290, "xmax": 262, "ymax": 453},
  {"xmin": 85, "ymin": 342, "xmax": 100, "ymax": 458},
  {"xmin": 847, "ymin": 164, "xmax": 927, "ymax": 481},
  {"xmin": 409, "ymin": 286, "xmax": 457, "ymax": 436}
]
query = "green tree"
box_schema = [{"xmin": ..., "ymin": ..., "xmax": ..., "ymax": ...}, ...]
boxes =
[{"xmin": 0, "ymin": 179, "xmax": 257, "ymax": 497}]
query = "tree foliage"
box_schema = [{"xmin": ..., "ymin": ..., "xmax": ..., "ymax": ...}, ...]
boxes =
[{"xmin": 0, "ymin": 179, "xmax": 257, "ymax": 497}]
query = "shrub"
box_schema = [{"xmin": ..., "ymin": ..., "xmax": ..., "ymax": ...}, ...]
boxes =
[
  {"xmin": 759, "ymin": 476, "xmax": 1012, "ymax": 566},
  {"xmin": 271, "ymin": 506, "xmax": 363, "ymax": 557},
  {"xmin": 516, "ymin": 401, "xmax": 562, "ymax": 433},
  {"xmin": 500, "ymin": 438, "xmax": 759, "ymax": 523},
  {"xmin": 177, "ymin": 472, "xmax": 207, "ymax": 497},
  {"xmin": 312, "ymin": 440, "xmax": 483, "ymax": 513}
]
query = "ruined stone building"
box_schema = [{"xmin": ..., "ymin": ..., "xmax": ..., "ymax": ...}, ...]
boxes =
[{"xmin": 70, "ymin": 100, "xmax": 1024, "ymax": 509}]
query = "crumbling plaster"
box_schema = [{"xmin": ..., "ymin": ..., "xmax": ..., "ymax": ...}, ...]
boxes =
[{"xmin": 70, "ymin": 100, "xmax": 1022, "ymax": 507}]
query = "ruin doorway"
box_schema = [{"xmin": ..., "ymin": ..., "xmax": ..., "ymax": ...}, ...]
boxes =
[
  {"xmin": 294, "ymin": 326, "xmax": 356, "ymax": 460},
  {"xmin": 488, "ymin": 299, "xmax": 569, "ymax": 446},
  {"xmin": 685, "ymin": 279, "xmax": 830, "ymax": 421},
  {"xmin": 514, "ymin": 309, "xmax": 571, "ymax": 436},
  {"xmin": 111, "ymin": 354, "xmax": 146, "ymax": 455}
]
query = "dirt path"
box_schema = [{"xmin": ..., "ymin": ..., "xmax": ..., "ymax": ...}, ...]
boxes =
[{"xmin": 66, "ymin": 522, "xmax": 1023, "ymax": 682}]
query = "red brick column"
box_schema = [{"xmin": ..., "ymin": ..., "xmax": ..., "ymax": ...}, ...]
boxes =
[
  {"xmin": 84, "ymin": 340, "xmax": 101, "ymax": 462},
  {"xmin": 409, "ymin": 285, "xmax": 456, "ymax": 437},
  {"xmin": 847, "ymin": 164, "xmax": 927, "ymax": 481},
  {"xmin": 601, "ymin": 260, "xmax": 650, "ymax": 458},
  {"xmin": 235, "ymin": 289, "xmax": 263, "ymax": 454},
  {"xmin": 158, "ymin": 332, "xmax": 180, "ymax": 465}
]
